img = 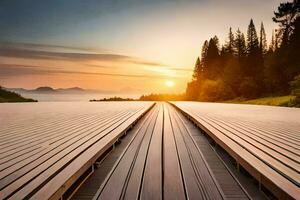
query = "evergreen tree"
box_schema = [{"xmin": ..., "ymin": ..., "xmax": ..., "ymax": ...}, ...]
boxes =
[
  {"xmin": 212, "ymin": 35, "xmax": 220, "ymax": 51},
  {"xmin": 274, "ymin": 29, "xmax": 280, "ymax": 49},
  {"xmin": 269, "ymin": 30, "xmax": 276, "ymax": 53},
  {"xmin": 245, "ymin": 19, "xmax": 264, "ymax": 95},
  {"xmin": 225, "ymin": 27, "xmax": 235, "ymax": 55},
  {"xmin": 192, "ymin": 57, "xmax": 201, "ymax": 82},
  {"xmin": 200, "ymin": 40, "xmax": 209, "ymax": 71},
  {"xmin": 220, "ymin": 45, "xmax": 226, "ymax": 57},
  {"xmin": 207, "ymin": 38, "xmax": 220, "ymax": 60},
  {"xmin": 206, "ymin": 37, "xmax": 221, "ymax": 79},
  {"xmin": 259, "ymin": 22, "xmax": 268, "ymax": 55},
  {"xmin": 219, "ymin": 45, "xmax": 227, "ymax": 64},
  {"xmin": 286, "ymin": 16, "xmax": 300, "ymax": 79},
  {"xmin": 273, "ymin": 0, "xmax": 299, "ymax": 45},
  {"xmin": 186, "ymin": 57, "xmax": 202, "ymax": 100},
  {"xmin": 247, "ymin": 19, "xmax": 259, "ymax": 56},
  {"xmin": 265, "ymin": 1, "xmax": 299, "ymax": 94},
  {"xmin": 234, "ymin": 29, "xmax": 247, "ymax": 60}
]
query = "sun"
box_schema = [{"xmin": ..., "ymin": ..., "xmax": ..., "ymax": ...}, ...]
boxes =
[{"xmin": 165, "ymin": 80, "xmax": 175, "ymax": 87}]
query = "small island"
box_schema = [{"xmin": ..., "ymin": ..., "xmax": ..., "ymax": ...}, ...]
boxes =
[
  {"xmin": 0, "ymin": 87, "xmax": 37, "ymax": 103},
  {"xmin": 90, "ymin": 96, "xmax": 135, "ymax": 102}
]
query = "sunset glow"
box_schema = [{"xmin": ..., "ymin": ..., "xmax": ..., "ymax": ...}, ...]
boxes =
[
  {"xmin": 165, "ymin": 80, "xmax": 175, "ymax": 88},
  {"xmin": 0, "ymin": 0, "xmax": 282, "ymax": 95}
]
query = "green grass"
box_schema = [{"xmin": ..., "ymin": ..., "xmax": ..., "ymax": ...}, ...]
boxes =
[{"xmin": 223, "ymin": 95, "xmax": 296, "ymax": 107}]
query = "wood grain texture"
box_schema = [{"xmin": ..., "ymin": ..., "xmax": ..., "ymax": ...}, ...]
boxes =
[
  {"xmin": 171, "ymin": 101, "xmax": 300, "ymax": 200},
  {"xmin": 0, "ymin": 102, "xmax": 154, "ymax": 199},
  {"xmin": 95, "ymin": 103, "xmax": 227, "ymax": 200}
]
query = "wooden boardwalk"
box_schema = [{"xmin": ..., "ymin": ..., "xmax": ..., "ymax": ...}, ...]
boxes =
[
  {"xmin": 0, "ymin": 102, "xmax": 154, "ymax": 199},
  {"xmin": 171, "ymin": 102, "xmax": 300, "ymax": 200},
  {"xmin": 1, "ymin": 101, "xmax": 299, "ymax": 199},
  {"xmin": 93, "ymin": 103, "xmax": 249, "ymax": 200}
]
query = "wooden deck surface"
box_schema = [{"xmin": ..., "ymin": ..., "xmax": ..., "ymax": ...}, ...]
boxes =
[
  {"xmin": 171, "ymin": 102, "xmax": 300, "ymax": 199},
  {"xmin": 1, "ymin": 101, "xmax": 299, "ymax": 199},
  {"xmin": 93, "ymin": 103, "xmax": 249, "ymax": 200},
  {"xmin": 0, "ymin": 102, "xmax": 154, "ymax": 199}
]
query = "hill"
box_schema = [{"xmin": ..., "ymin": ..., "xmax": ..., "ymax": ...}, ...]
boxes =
[
  {"xmin": 35, "ymin": 86, "xmax": 56, "ymax": 93},
  {"xmin": 0, "ymin": 87, "xmax": 37, "ymax": 103},
  {"xmin": 7, "ymin": 86, "xmax": 88, "ymax": 94}
]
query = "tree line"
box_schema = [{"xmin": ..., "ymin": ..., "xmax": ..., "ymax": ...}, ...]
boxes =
[{"xmin": 186, "ymin": 0, "xmax": 300, "ymax": 103}]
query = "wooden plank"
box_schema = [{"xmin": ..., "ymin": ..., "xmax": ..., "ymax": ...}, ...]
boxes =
[
  {"xmin": 0, "ymin": 102, "xmax": 154, "ymax": 199},
  {"xmin": 139, "ymin": 103, "xmax": 163, "ymax": 200},
  {"xmin": 95, "ymin": 104, "xmax": 159, "ymax": 200},
  {"xmin": 0, "ymin": 110, "xmax": 132, "ymax": 187},
  {"xmin": 209, "ymin": 115, "xmax": 300, "ymax": 155},
  {"xmin": 203, "ymin": 115, "xmax": 300, "ymax": 165},
  {"xmin": 29, "ymin": 105, "xmax": 154, "ymax": 200},
  {"xmin": 1, "ymin": 110, "xmax": 136, "ymax": 198},
  {"xmin": 180, "ymin": 114, "xmax": 250, "ymax": 200},
  {"xmin": 168, "ymin": 104, "xmax": 224, "ymax": 200},
  {"xmin": 162, "ymin": 103, "xmax": 186, "ymax": 200},
  {"xmin": 171, "ymin": 102, "xmax": 300, "ymax": 199},
  {"xmin": 222, "ymin": 117, "xmax": 300, "ymax": 147},
  {"xmin": 0, "ymin": 105, "xmax": 137, "ymax": 144},
  {"xmin": 0, "ymin": 110, "xmax": 125, "ymax": 161},
  {"xmin": 0, "ymin": 113, "xmax": 112, "ymax": 160},
  {"xmin": 0, "ymin": 114, "xmax": 98, "ymax": 147},
  {"xmin": 190, "ymin": 114, "xmax": 300, "ymax": 184}
]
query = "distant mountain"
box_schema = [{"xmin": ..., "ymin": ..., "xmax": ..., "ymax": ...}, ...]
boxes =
[
  {"xmin": 5, "ymin": 86, "xmax": 113, "ymax": 94},
  {"xmin": 56, "ymin": 87, "xmax": 85, "ymax": 93},
  {"xmin": 35, "ymin": 86, "xmax": 56, "ymax": 93}
]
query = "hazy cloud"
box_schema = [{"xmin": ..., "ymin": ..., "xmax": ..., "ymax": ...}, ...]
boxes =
[
  {"xmin": 0, "ymin": 44, "xmax": 129, "ymax": 61},
  {"xmin": 0, "ymin": 42, "xmax": 165, "ymax": 67},
  {"xmin": 0, "ymin": 42, "xmax": 97, "ymax": 53},
  {"xmin": 0, "ymin": 64, "xmax": 177, "ymax": 79}
]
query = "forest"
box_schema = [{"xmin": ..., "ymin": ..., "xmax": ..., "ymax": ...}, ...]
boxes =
[{"xmin": 185, "ymin": 0, "xmax": 300, "ymax": 105}]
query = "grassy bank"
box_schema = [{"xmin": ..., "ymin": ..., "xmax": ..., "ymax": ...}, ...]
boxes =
[{"xmin": 223, "ymin": 95, "xmax": 296, "ymax": 107}]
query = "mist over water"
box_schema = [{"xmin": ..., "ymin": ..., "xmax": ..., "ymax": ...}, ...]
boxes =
[{"xmin": 19, "ymin": 93, "xmax": 140, "ymax": 102}]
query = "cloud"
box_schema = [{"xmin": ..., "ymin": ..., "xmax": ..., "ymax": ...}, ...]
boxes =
[
  {"xmin": 0, "ymin": 42, "xmax": 165, "ymax": 67},
  {"xmin": 0, "ymin": 46, "xmax": 129, "ymax": 62},
  {"xmin": 0, "ymin": 42, "xmax": 97, "ymax": 53},
  {"xmin": 128, "ymin": 59, "xmax": 165, "ymax": 67},
  {"xmin": 0, "ymin": 64, "xmax": 178, "ymax": 79},
  {"xmin": 0, "ymin": 42, "xmax": 190, "ymax": 83},
  {"xmin": 167, "ymin": 67, "xmax": 193, "ymax": 72}
]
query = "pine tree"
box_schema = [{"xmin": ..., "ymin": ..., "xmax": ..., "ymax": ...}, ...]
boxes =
[
  {"xmin": 212, "ymin": 35, "xmax": 220, "ymax": 51},
  {"xmin": 192, "ymin": 57, "xmax": 201, "ymax": 82},
  {"xmin": 225, "ymin": 27, "xmax": 235, "ymax": 55},
  {"xmin": 273, "ymin": 0, "xmax": 299, "ymax": 44},
  {"xmin": 234, "ymin": 29, "xmax": 247, "ymax": 60},
  {"xmin": 207, "ymin": 37, "xmax": 220, "ymax": 60},
  {"xmin": 247, "ymin": 19, "xmax": 259, "ymax": 56},
  {"xmin": 220, "ymin": 45, "xmax": 226, "ymax": 56},
  {"xmin": 269, "ymin": 30, "xmax": 275, "ymax": 52},
  {"xmin": 274, "ymin": 29, "xmax": 280, "ymax": 49},
  {"xmin": 246, "ymin": 19, "xmax": 264, "ymax": 94},
  {"xmin": 206, "ymin": 37, "xmax": 221, "ymax": 79},
  {"xmin": 259, "ymin": 22, "xmax": 268, "ymax": 55},
  {"xmin": 200, "ymin": 40, "xmax": 209, "ymax": 66}
]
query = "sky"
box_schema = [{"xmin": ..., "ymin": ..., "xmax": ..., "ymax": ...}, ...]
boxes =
[{"xmin": 0, "ymin": 0, "xmax": 283, "ymax": 94}]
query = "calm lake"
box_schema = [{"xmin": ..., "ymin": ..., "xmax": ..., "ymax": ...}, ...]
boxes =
[{"xmin": 19, "ymin": 93, "xmax": 141, "ymax": 102}]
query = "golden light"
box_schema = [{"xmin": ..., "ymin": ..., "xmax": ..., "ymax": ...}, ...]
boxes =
[{"xmin": 165, "ymin": 80, "xmax": 175, "ymax": 87}]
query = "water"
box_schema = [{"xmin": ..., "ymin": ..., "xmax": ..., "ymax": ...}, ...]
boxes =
[{"xmin": 19, "ymin": 92, "xmax": 141, "ymax": 102}]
